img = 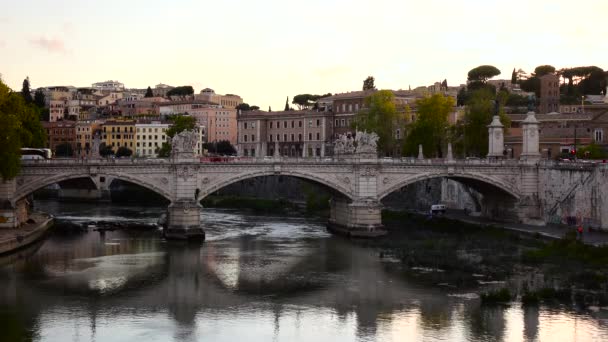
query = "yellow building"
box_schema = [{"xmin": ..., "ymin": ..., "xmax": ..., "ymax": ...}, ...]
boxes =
[
  {"xmin": 76, "ymin": 120, "xmax": 103, "ymax": 157},
  {"xmin": 102, "ymin": 120, "xmax": 136, "ymax": 153}
]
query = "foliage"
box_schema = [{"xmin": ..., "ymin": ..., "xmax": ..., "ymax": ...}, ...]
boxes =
[
  {"xmin": 203, "ymin": 140, "xmax": 236, "ymax": 155},
  {"xmin": 55, "ymin": 143, "xmax": 73, "ymax": 157},
  {"xmin": 99, "ymin": 143, "xmax": 114, "ymax": 157},
  {"xmin": 166, "ymin": 115, "xmax": 196, "ymax": 138},
  {"xmin": 116, "ymin": 146, "xmax": 133, "ymax": 157},
  {"xmin": 34, "ymin": 89, "xmax": 45, "ymax": 108},
  {"xmin": 511, "ymin": 68, "xmax": 517, "ymax": 84},
  {"xmin": 284, "ymin": 96, "xmax": 290, "ymax": 111},
  {"xmin": 156, "ymin": 143, "xmax": 171, "ymax": 158},
  {"xmin": 461, "ymin": 89, "xmax": 500, "ymax": 157},
  {"xmin": 144, "ymin": 86, "xmax": 153, "ymax": 98},
  {"xmin": 467, "ymin": 65, "xmax": 501, "ymax": 83},
  {"xmin": 404, "ymin": 94, "xmax": 454, "ymax": 158},
  {"xmin": 352, "ymin": 90, "xmax": 402, "ymax": 156},
  {"xmin": 363, "ymin": 76, "xmax": 376, "ymax": 91},
  {"xmin": 576, "ymin": 143, "xmax": 608, "ymax": 159},
  {"xmin": 533, "ymin": 65, "xmax": 556, "ymax": 77},
  {"xmin": 166, "ymin": 86, "xmax": 194, "ymax": 97},
  {"xmin": 236, "ymin": 103, "xmax": 251, "ymax": 111},
  {"xmin": 250, "ymin": 105, "xmax": 260, "ymax": 111},
  {"xmin": 0, "ymin": 78, "xmax": 47, "ymax": 180},
  {"xmin": 21, "ymin": 77, "xmax": 33, "ymax": 104}
]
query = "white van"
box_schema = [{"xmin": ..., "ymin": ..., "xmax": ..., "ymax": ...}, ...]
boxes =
[{"xmin": 430, "ymin": 204, "xmax": 447, "ymax": 216}]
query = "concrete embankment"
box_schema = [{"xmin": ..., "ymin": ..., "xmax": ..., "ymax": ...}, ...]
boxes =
[{"xmin": 0, "ymin": 213, "xmax": 53, "ymax": 255}]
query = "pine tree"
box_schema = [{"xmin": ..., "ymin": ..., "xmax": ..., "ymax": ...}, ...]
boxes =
[
  {"xmin": 21, "ymin": 77, "xmax": 33, "ymax": 104},
  {"xmin": 511, "ymin": 68, "xmax": 517, "ymax": 84},
  {"xmin": 268, "ymin": 106, "xmax": 272, "ymax": 112},
  {"xmin": 363, "ymin": 76, "xmax": 376, "ymax": 91},
  {"xmin": 34, "ymin": 89, "xmax": 45, "ymax": 108},
  {"xmin": 284, "ymin": 97, "xmax": 289, "ymax": 111},
  {"xmin": 145, "ymin": 86, "xmax": 154, "ymax": 97}
]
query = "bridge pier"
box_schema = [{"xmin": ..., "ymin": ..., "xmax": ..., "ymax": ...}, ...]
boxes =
[
  {"xmin": 164, "ymin": 200, "xmax": 205, "ymax": 240},
  {"xmin": 328, "ymin": 198, "xmax": 385, "ymax": 237}
]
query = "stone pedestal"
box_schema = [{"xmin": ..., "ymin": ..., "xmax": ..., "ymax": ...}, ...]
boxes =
[
  {"xmin": 328, "ymin": 198, "xmax": 385, "ymax": 237},
  {"xmin": 164, "ymin": 200, "xmax": 205, "ymax": 240},
  {"xmin": 418, "ymin": 144, "xmax": 424, "ymax": 160},
  {"xmin": 487, "ymin": 115, "xmax": 504, "ymax": 159},
  {"xmin": 520, "ymin": 112, "xmax": 541, "ymax": 164}
]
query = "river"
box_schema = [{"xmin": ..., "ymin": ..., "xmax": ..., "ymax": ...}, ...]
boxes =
[{"xmin": 1, "ymin": 200, "xmax": 607, "ymax": 342}]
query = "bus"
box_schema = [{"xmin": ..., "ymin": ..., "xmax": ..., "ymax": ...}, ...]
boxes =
[{"xmin": 20, "ymin": 148, "xmax": 52, "ymax": 160}]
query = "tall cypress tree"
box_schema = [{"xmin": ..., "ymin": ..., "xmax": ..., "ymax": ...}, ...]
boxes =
[
  {"xmin": 21, "ymin": 77, "xmax": 33, "ymax": 104},
  {"xmin": 284, "ymin": 97, "xmax": 289, "ymax": 111},
  {"xmin": 511, "ymin": 68, "xmax": 517, "ymax": 84},
  {"xmin": 145, "ymin": 86, "xmax": 154, "ymax": 97}
]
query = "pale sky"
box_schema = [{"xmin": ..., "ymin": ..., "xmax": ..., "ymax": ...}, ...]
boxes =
[{"xmin": 0, "ymin": 0, "xmax": 606, "ymax": 109}]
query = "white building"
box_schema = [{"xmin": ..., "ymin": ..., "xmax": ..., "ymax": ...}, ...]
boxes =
[
  {"xmin": 135, "ymin": 121, "xmax": 169, "ymax": 157},
  {"xmin": 92, "ymin": 80, "xmax": 125, "ymax": 92}
]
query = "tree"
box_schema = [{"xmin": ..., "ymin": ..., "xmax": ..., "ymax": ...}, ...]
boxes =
[
  {"xmin": 352, "ymin": 90, "xmax": 401, "ymax": 156},
  {"xmin": 363, "ymin": 76, "xmax": 376, "ymax": 91},
  {"xmin": 404, "ymin": 94, "xmax": 455, "ymax": 158},
  {"xmin": 55, "ymin": 143, "xmax": 74, "ymax": 157},
  {"xmin": 467, "ymin": 65, "xmax": 501, "ymax": 83},
  {"xmin": 236, "ymin": 103, "xmax": 251, "ymax": 111},
  {"xmin": 99, "ymin": 143, "xmax": 114, "ymax": 157},
  {"xmin": 166, "ymin": 86, "xmax": 194, "ymax": 97},
  {"xmin": 533, "ymin": 65, "xmax": 556, "ymax": 77},
  {"xmin": 0, "ymin": 78, "xmax": 47, "ymax": 180},
  {"xmin": 441, "ymin": 79, "xmax": 448, "ymax": 90},
  {"xmin": 292, "ymin": 94, "xmax": 316, "ymax": 110},
  {"xmin": 116, "ymin": 146, "xmax": 133, "ymax": 157},
  {"xmin": 511, "ymin": 68, "xmax": 517, "ymax": 85},
  {"xmin": 157, "ymin": 115, "xmax": 197, "ymax": 157},
  {"xmin": 144, "ymin": 86, "xmax": 154, "ymax": 98},
  {"xmin": 34, "ymin": 89, "xmax": 45, "ymax": 108},
  {"xmin": 21, "ymin": 77, "xmax": 33, "ymax": 104},
  {"xmin": 284, "ymin": 96, "xmax": 290, "ymax": 111},
  {"xmin": 460, "ymin": 88, "xmax": 509, "ymax": 157},
  {"xmin": 250, "ymin": 105, "xmax": 260, "ymax": 111}
]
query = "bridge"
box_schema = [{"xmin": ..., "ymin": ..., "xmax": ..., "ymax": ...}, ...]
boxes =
[{"xmin": 1, "ymin": 113, "xmax": 607, "ymax": 238}]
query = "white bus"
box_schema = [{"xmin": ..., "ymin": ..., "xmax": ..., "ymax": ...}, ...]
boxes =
[{"xmin": 20, "ymin": 148, "xmax": 52, "ymax": 160}]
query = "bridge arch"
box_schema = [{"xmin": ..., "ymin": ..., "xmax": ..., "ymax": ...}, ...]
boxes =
[
  {"xmin": 14, "ymin": 172, "xmax": 174, "ymax": 203},
  {"xmin": 378, "ymin": 171, "xmax": 521, "ymax": 201},
  {"xmin": 197, "ymin": 169, "xmax": 354, "ymax": 202}
]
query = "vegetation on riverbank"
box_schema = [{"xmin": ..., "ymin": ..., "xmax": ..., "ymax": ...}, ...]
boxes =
[{"xmin": 368, "ymin": 209, "xmax": 608, "ymax": 305}]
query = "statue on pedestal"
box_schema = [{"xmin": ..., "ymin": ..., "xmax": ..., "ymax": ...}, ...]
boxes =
[{"xmin": 171, "ymin": 130, "xmax": 198, "ymax": 157}]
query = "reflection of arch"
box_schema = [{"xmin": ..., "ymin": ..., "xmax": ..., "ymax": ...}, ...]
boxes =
[
  {"xmin": 198, "ymin": 170, "xmax": 353, "ymax": 202},
  {"xmin": 14, "ymin": 172, "xmax": 173, "ymax": 203},
  {"xmin": 378, "ymin": 172, "xmax": 520, "ymax": 201}
]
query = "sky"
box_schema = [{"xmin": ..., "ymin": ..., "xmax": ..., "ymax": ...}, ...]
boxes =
[{"xmin": 0, "ymin": 0, "xmax": 606, "ymax": 109}]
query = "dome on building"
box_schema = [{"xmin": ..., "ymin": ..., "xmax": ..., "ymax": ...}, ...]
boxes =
[{"xmin": 200, "ymin": 88, "xmax": 215, "ymax": 94}]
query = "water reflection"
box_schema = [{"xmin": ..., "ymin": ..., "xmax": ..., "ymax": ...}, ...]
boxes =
[{"xmin": 0, "ymin": 200, "xmax": 608, "ymax": 341}]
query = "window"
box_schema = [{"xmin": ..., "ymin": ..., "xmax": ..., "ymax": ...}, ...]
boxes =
[
  {"xmin": 308, "ymin": 133, "xmax": 312, "ymax": 141},
  {"xmin": 316, "ymin": 119, "xmax": 320, "ymax": 126},
  {"xmin": 283, "ymin": 134, "xmax": 287, "ymax": 141},
  {"xmin": 341, "ymin": 119, "xmax": 345, "ymax": 127},
  {"xmin": 244, "ymin": 135, "xmax": 248, "ymax": 142},
  {"xmin": 244, "ymin": 122, "xmax": 248, "ymax": 129},
  {"xmin": 309, "ymin": 120, "xmax": 312, "ymax": 127},
  {"xmin": 251, "ymin": 134, "xmax": 255, "ymax": 141},
  {"xmin": 298, "ymin": 134, "xmax": 302, "ymax": 141},
  {"xmin": 251, "ymin": 148, "xmax": 255, "ymax": 156},
  {"xmin": 316, "ymin": 132, "xmax": 320, "ymax": 140},
  {"xmin": 291, "ymin": 121, "xmax": 294, "ymax": 128},
  {"xmin": 335, "ymin": 119, "xmax": 339, "ymax": 127},
  {"xmin": 316, "ymin": 148, "xmax": 321, "ymax": 156},
  {"xmin": 270, "ymin": 122, "xmax": 273, "ymax": 129},
  {"xmin": 252, "ymin": 122, "xmax": 256, "ymax": 128},
  {"xmin": 269, "ymin": 135, "xmax": 273, "ymax": 142},
  {"xmin": 277, "ymin": 134, "xmax": 280, "ymax": 141},
  {"xmin": 299, "ymin": 121, "xmax": 302, "ymax": 128},
  {"xmin": 595, "ymin": 129, "xmax": 604, "ymax": 143},
  {"xmin": 291, "ymin": 134, "xmax": 294, "ymax": 141},
  {"xmin": 284, "ymin": 121, "xmax": 287, "ymax": 128},
  {"xmin": 244, "ymin": 149, "xmax": 249, "ymax": 156}
]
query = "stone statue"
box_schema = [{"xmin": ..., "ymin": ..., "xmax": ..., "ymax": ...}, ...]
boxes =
[
  {"xmin": 91, "ymin": 134, "xmax": 101, "ymax": 158},
  {"xmin": 527, "ymin": 94, "xmax": 536, "ymax": 112},
  {"xmin": 171, "ymin": 130, "xmax": 198, "ymax": 156},
  {"xmin": 333, "ymin": 133, "xmax": 356, "ymax": 154},
  {"xmin": 493, "ymin": 99, "xmax": 500, "ymax": 116},
  {"xmin": 354, "ymin": 131, "xmax": 379, "ymax": 154}
]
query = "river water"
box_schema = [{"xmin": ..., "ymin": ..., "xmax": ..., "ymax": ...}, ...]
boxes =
[{"xmin": 1, "ymin": 200, "xmax": 607, "ymax": 342}]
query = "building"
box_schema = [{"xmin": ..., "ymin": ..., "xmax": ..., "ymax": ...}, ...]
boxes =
[
  {"xmin": 153, "ymin": 83, "xmax": 174, "ymax": 97},
  {"xmin": 75, "ymin": 120, "xmax": 103, "ymax": 157},
  {"xmin": 539, "ymin": 74, "xmax": 560, "ymax": 114},
  {"xmin": 92, "ymin": 80, "xmax": 125, "ymax": 92},
  {"xmin": 159, "ymin": 101, "xmax": 238, "ymax": 145},
  {"xmin": 44, "ymin": 86, "xmax": 74, "ymax": 122},
  {"xmin": 195, "ymin": 88, "xmax": 243, "ymax": 108},
  {"xmin": 237, "ymin": 110, "xmax": 333, "ymax": 157},
  {"xmin": 117, "ymin": 97, "xmax": 167, "ymax": 118},
  {"xmin": 102, "ymin": 120, "xmax": 136, "ymax": 153},
  {"xmin": 135, "ymin": 121, "xmax": 170, "ymax": 157},
  {"xmin": 96, "ymin": 92, "xmax": 123, "ymax": 106},
  {"xmin": 43, "ymin": 121, "xmax": 77, "ymax": 155}
]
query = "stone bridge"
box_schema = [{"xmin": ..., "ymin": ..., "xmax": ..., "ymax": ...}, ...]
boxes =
[{"xmin": 1, "ymin": 113, "xmax": 608, "ymax": 238}]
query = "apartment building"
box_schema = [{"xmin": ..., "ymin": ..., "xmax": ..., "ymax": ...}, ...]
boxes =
[
  {"xmin": 43, "ymin": 121, "xmax": 77, "ymax": 155},
  {"xmin": 75, "ymin": 120, "xmax": 103, "ymax": 157},
  {"xmin": 135, "ymin": 121, "xmax": 170, "ymax": 157},
  {"xmin": 102, "ymin": 120, "xmax": 136, "ymax": 152}
]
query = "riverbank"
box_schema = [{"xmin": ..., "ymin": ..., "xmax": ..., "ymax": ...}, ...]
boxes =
[
  {"xmin": 0, "ymin": 212, "xmax": 53, "ymax": 255},
  {"xmin": 361, "ymin": 210, "xmax": 608, "ymax": 306}
]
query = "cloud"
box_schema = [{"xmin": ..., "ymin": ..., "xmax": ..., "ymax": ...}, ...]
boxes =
[{"xmin": 29, "ymin": 37, "xmax": 66, "ymax": 53}]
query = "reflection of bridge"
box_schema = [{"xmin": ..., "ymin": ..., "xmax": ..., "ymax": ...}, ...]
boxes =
[{"xmin": 1, "ymin": 113, "xmax": 608, "ymax": 237}]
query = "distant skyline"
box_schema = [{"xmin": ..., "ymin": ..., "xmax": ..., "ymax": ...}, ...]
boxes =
[{"xmin": 0, "ymin": 0, "xmax": 606, "ymax": 109}]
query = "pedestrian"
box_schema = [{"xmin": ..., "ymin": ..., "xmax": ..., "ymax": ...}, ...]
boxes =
[{"xmin": 577, "ymin": 225, "xmax": 583, "ymax": 240}]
